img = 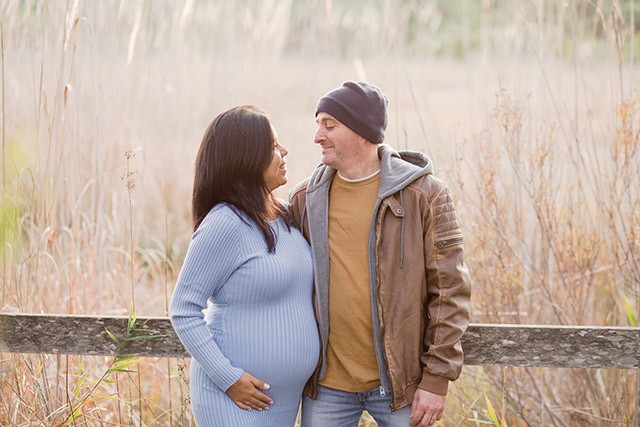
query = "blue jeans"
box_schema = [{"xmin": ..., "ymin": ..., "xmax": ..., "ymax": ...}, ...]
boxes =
[{"xmin": 300, "ymin": 385, "xmax": 413, "ymax": 427}]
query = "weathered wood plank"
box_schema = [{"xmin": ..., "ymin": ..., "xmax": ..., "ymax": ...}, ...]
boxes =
[
  {"xmin": 0, "ymin": 314, "xmax": 186, "ymax": 358},
  {"xmin": 0, "ymin": 314, "xmax": 639, "ymax": 369},
  {"xmin": 461, "ymin": 324, "xmax": 640, "ymax": 369}
]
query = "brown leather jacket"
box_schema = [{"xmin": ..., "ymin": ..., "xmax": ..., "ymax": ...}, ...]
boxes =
[{"xmin": 289, "ymin": 145, "xmax": 471, "ymax": 411}]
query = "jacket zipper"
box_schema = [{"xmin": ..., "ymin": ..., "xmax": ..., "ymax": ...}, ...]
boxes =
[
  {"xmin": 375, "ymin": 204, "xmax": 395, "ymax": 410},
  {"xmin": 435, "ymin": 236, "xmax": 463, "ymax": 249}
]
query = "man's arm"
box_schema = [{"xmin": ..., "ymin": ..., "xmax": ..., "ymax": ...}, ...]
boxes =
[
  {"xmin": 415, "ymin": 180, "xmax": 471, "ymax": 419},
  {"xmin": 288, "ymin": 180, "xmax": 310, "ymax": 238}
]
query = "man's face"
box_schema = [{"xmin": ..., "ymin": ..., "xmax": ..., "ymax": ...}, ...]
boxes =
[{"xmin": 314, "ymin": 112, "xmax": 365, "ymax": 172}]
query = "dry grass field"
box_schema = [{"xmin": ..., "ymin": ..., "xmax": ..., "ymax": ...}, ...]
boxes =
[{"xmin": 1, "ymin": 0, "xmax": 639, "ymax": 425}]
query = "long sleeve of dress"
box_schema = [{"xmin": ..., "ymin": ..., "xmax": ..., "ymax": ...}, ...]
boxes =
[{"xmin": 169, "ymin": 211, "xmax": 245, "ymax": 391}]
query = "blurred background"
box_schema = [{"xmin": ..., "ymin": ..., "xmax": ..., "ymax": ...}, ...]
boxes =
[{"xmin": 1, "ymin": 0, "xmax": 639, "ymax": 425}]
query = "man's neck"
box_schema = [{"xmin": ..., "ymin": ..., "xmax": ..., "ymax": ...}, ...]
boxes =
[{"xmin": 337, "ymin": 150, "xmax": 381, "ymax": 181}]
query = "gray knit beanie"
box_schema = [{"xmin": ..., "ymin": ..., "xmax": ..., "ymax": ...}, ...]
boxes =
[{"xmin": 316, "ymin": 81, "xmax": 388, "ymax": 144}]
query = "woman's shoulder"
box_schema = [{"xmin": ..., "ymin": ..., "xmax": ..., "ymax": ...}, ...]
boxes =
[
  {"xmin": 197, "ymin": 204, "xmax": 245, "ymax": 235},
  {"xmin": 208, "ymin": 203, "xmax": 241, "ymax": 219}
]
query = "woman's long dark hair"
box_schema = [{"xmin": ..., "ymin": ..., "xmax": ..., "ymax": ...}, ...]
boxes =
[{"xmin": 192, "ymin": 105, "xmax": 291, "ymax": 252}]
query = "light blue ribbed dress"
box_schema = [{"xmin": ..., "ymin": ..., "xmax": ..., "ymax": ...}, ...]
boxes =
[{"xmin": 170, "ymin": 204, "xmax": 319, "ymax": 427}]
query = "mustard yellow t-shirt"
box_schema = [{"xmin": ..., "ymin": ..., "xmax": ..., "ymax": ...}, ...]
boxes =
[{"xmin": 320, "ymin": 171, "xmax": 381, "ymax": 392}]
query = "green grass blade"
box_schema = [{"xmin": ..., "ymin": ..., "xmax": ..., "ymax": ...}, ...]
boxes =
[
  {"xmin": 105, "ymin": 328, "xmax": 120, "ymax": 346},
  {"xmin": 623, "ymin": 294, "xmax": 638, "ymax": 326},
  {"xmin": 484, "ymin": 394, "xmax": 500, "ymax": 426}
]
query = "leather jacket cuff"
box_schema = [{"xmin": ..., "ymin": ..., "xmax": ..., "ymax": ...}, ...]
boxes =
[{"xmin": 418, "ymin": 372, "xmax": 449, "ymax": 396}]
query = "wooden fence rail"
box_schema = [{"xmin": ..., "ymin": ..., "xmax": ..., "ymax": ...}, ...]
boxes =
[{"xmin": 0, "ymin": 313, "xmax": 639, "ymax": 424}]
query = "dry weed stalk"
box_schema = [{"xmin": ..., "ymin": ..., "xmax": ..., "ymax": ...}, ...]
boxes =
[{"xmin": 452, "ymin": 82, "xmax": 637, "ymax": 425}]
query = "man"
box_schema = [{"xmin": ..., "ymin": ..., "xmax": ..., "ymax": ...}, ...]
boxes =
[{"xmin": 289, "ymin": 81, "xmax": 471, "ymax": 427}]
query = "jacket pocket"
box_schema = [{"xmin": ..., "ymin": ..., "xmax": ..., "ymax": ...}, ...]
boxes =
[{"xmin": 434, "ymin": 236, "xmax": 463, "ymax": 249}]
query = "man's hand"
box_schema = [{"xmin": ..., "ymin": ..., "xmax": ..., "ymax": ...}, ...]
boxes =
[
  {"xmin": 226, "ymin": 372, "xmax": 273, "ymax": 411},
  {"xmin": 409, "ymin": 389, "xmax": 445, "ymax": 426}
]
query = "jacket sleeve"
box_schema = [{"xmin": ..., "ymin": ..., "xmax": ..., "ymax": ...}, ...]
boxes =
[
  {"xmin": 288, "ymin": 179, "xmax": 310, "ymax": 239},
  {"xmin": 419, "ymin": 181, "xmax": 471, "ymax": 396}
]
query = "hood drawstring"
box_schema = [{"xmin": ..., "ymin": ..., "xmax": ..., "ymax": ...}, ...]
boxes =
[{"xmin": 400, "ymin": 189, "xmax": 405, "ymax": 268}]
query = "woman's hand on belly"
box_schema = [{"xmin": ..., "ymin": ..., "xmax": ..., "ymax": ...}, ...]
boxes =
[{"xmin": 226, "ymin": 372, "xmax": 274, "ymax": 411}]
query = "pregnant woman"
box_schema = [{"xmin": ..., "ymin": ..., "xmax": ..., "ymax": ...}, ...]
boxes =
[{"xmin": 170, "ymin": 105, "xmax": 319, "ymax": 426}]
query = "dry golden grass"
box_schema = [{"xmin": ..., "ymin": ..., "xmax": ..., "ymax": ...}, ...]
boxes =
[{"xmin": 1, "ymin": 0, "xmax": 638, "ymax": 425}]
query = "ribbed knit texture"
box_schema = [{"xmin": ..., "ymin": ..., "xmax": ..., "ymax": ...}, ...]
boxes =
[
  {"xmin": 315, "ymin": 81, "xmax": 388, "ymax": 144},
  {"xmin": 170, "ymin": 204, "xmax": 319, "ymax": 427}
]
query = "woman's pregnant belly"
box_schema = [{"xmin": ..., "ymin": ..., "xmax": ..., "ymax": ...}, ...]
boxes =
[{"xmin": 211, "ymin": 305, "xmax": 319, "ymax": 389}]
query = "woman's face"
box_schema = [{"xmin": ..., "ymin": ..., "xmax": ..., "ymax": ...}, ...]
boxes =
[{"xmin": 263, "ymin": 125, "xmax": 289, "ymax": 192}]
